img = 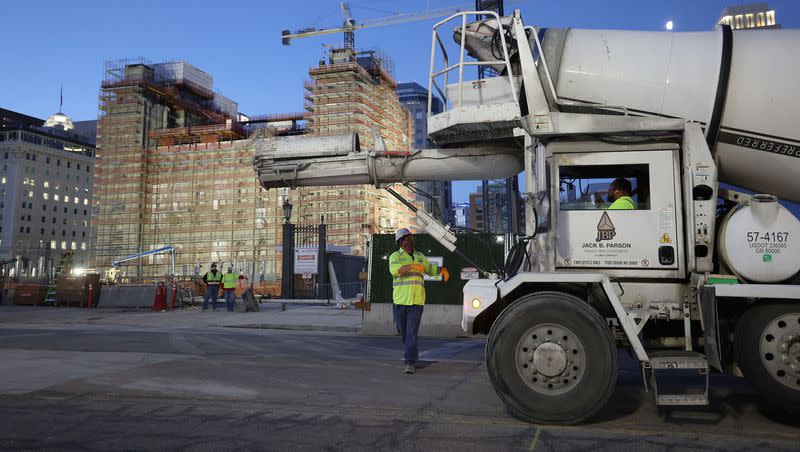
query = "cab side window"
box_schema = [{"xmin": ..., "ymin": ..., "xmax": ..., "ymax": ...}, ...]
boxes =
[{"xmin": 559, "ymin": 164, "xmax": 650, "ymax": 211}]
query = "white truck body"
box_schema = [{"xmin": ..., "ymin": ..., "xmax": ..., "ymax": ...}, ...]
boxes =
[{"xmin": 254, "ymin": 10, "xmax": 800, "ymax": 424}]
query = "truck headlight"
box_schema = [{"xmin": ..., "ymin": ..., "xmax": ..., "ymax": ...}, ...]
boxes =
[{"xmin": 471, "ymin": 297, "xmax": 481, "ymax": 309}]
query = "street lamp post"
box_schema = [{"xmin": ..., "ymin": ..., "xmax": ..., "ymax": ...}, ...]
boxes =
[{"xmin": 281, "ymin": 199, "xmax": 295, "ymax": 300}]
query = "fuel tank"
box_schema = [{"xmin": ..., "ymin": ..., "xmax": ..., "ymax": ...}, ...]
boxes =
[{"xmin": 539, "ymin": 27, "xmax": 800, "ymax": 203}]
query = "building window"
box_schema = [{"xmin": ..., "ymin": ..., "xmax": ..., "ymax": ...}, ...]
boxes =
[
  {"xmin": 46, "ymin": 157, "xmax": 50, "ymax": 164},
  {"xmin": 41, "ymin": 216, "xmax": 45, "ymax": 223},
  {"xmin": 70, "ymin": 241, "xmax": 77, "ymax": 251},
  {"xmin": 40, "ymin": 228, "xmax": 44, "ymax": 235},
  {"xmin": 50, "ymin": 240, "xmax": 56, "ymax": 249},
  {"xmin": 64, "ymin": 195, "xmax": 69, "ymax": 203},
  {"xmin": 67, "ymin": 161, "xmax": 71, "ymax": 168},
  {"xmin": 54, "ymin": 194, "xmax": 60, "ymax": 201},
  {"xmin": 61, "ymin": 241, "xmax": 66, "ymax": 250},
  {"xmin": 43, "ymin": 181, "xmax": 49, "ymax": 188},
  {"xmin": 80, "ymin": 242, "xmax": 86, "ymax": 250},
  {"xmin": 43, "ymin": 193, "xmax": 49, "ymax": 200},
  {"xmin": 57, "ymin": 159, "xmax": 61, "ymax": 166}
]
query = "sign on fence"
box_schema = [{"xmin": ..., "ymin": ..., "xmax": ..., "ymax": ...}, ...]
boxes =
[{"xmin": 294, "ymin": 247, "xmax": 318, "ymax": 274}]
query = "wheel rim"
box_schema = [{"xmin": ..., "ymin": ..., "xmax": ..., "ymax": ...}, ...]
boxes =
[
  {"xmin": 514, "ymin": 323, "xmax": 587, "ymax": 396},
  {"xmin": 758, "ymin": 313, "xmax": 800, "ymax": 389}
]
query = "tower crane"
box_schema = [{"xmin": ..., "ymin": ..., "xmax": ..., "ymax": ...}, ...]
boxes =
[{"xmin": 281, "ymin": 1, "xmax": 515, "ymax": 48}]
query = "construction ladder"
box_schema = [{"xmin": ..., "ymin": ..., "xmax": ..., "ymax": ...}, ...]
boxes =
[{"xmin": 43, "ymin": 252, "xmax": 74, "ymax": 306}]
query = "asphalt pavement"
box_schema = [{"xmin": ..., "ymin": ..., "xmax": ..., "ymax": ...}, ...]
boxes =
[{"xmin": 0, "ymin": 305, "xmax": 798, "ymax": 451}]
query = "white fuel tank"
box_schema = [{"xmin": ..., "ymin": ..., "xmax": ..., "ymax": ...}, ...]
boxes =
[
  {"xmin": 541, "ymin": 27, "xmax": 800, "ymax": 203},
  {"xmin": 718, "ymin": 195, "xmax": 800, "ymax": 283}
]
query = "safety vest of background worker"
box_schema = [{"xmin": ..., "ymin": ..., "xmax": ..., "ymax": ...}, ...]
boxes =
[{"xmin": 222, "ymin": 271, "xmax": 238, "ymax": 289}]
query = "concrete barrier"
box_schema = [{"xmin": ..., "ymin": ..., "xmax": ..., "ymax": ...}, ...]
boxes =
[
  {"xmin": 98, "ymin": 285, "xmax": 174, "ymax": 308},
  {"xmin": 363, "ymin": 303, "xmax": 469, "ymax": 338}
]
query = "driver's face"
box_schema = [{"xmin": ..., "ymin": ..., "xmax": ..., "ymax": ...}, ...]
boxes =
[{"xmin": 607, "ymin": 185, "xmax": 619, "ymax": 203}]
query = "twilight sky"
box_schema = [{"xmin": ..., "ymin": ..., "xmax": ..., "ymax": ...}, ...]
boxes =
[{"xmin": 1, "ymin": 1, "xmax": 798, "ymax": 204}]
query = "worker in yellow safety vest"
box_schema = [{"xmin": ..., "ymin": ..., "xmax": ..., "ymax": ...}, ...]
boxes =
[
  {"xmin": 389, "ymin": 228, "xmax": 449, "ymax": 374},
  {"xmin": 607, "ymin": 178, "xmax": 637, "ymax": 210},
  {"xmin": 222, "ymin": 266, "xmax": 239, "ymax": 312},
  {"xmin": 201, "ymin": 263, "xmax": 223, "ymax": 311}
]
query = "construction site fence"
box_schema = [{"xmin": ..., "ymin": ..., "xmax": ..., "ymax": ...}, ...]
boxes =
[{"xmin": 316, "ymin": 282, "xmax": 364, "ymax": 301}]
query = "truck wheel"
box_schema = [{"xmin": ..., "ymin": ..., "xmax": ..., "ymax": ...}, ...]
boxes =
[
  {"xmin": 735, "ymin": 303, "xmax": 800, "ymax": 413},
  {"xmin": 485, "ymin": 291, "xmax": 617, "ymax": 424}
]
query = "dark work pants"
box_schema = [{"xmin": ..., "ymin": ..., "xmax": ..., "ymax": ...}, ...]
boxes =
[
  {"xmin": 224, "ymin": 289, "xmax": 236, "ymax": 312},
  {"xmin": 203, "ymin": 285, "xmax": 219, "ymax": 310},
  {"xmin": 393, "ymin": 304, "xmax": 424, "ymax": 364}
]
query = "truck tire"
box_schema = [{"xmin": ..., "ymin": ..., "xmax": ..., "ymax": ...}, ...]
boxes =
[
  {"xmin": 735, "ymin": 303, "xmax": 800, "ymax": 413},
  {"xmin": 485, "ymin": 291, "xmax": 618, "ymax": 424}
]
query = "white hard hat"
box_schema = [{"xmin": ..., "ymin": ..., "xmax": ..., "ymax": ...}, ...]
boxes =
[{"xmin": 395, "ymin": 228, "xmax": 412, "ymax": 243}]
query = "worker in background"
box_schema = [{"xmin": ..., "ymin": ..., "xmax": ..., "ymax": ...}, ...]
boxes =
[
  {"xmin": 222, "ymin": 266, "xmax": 238, "ymax": 312},
  {"xmin": 389, "ymin": 228, "xmax": 449, "ymax": 375},
  {"xmin": 607, "ymin": 178, "xmax": 637, "ymax": 210},
  {"xmin": 201, "ymin": 263, "xmax": 223, "ymax": 312}
]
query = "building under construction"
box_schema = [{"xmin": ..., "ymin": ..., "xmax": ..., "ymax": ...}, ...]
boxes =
[
  {"xmin": 95, "ymin": 60, "xmax": 255, "ymax": 277},
  {"xmin": 291, "ymin": 48, "xmax": 418, "ymax": 255},
  {"xmin": 95, "ymin": 54, "xmax": 417, "ymax": 280}
]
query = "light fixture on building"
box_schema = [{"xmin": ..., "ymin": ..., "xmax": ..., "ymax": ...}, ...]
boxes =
[
  {"xmin": 283, "ymin": 199, "xmax": 293, "ymax": 223},
  {"xmin": 665, "ymin": 20, "xmax": 674, "ymax": 31}
]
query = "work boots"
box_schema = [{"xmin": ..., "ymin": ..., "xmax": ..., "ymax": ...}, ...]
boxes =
[{"xmin": 404, "ymin": 363, "xmax": 415, "ymax": 374}]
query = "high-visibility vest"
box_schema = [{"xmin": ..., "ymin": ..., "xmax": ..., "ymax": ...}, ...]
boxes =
[
  {"xmin": 609, "ymin": 195, "xmax": 636, "ymax": 210},
  {"xmin": 205, "ymin": 271, "xmax": 222, "ymax": 284},
  {"xmin": 388, "ymin": 249, "xmax": 438, "ymax": 306},
  {"xmin": 222, "ymin": 272, "xmax": 238, "ymax": 289}
]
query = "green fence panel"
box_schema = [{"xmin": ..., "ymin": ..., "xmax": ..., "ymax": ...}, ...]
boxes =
[{"xmin": 368, "ymin": 233, "xmax": 505, "ymax": 305}]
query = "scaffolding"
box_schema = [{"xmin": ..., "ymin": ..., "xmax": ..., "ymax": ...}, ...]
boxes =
[
  {"xmin": 94, "ymin": 56, "xmax": 418, "ymax": 280},
  {"xmin": 291, "ymin": 54, "xmax": 419, "ymax": 257},
  {"xmin": 94, "ymin": 59, "xmax": 241, "ymax": 277}
]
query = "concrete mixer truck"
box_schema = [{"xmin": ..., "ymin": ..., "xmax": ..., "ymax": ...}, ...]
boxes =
[{"xmin": 253, "ymin": 10, "xmax": 800, "ymax": 424}]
